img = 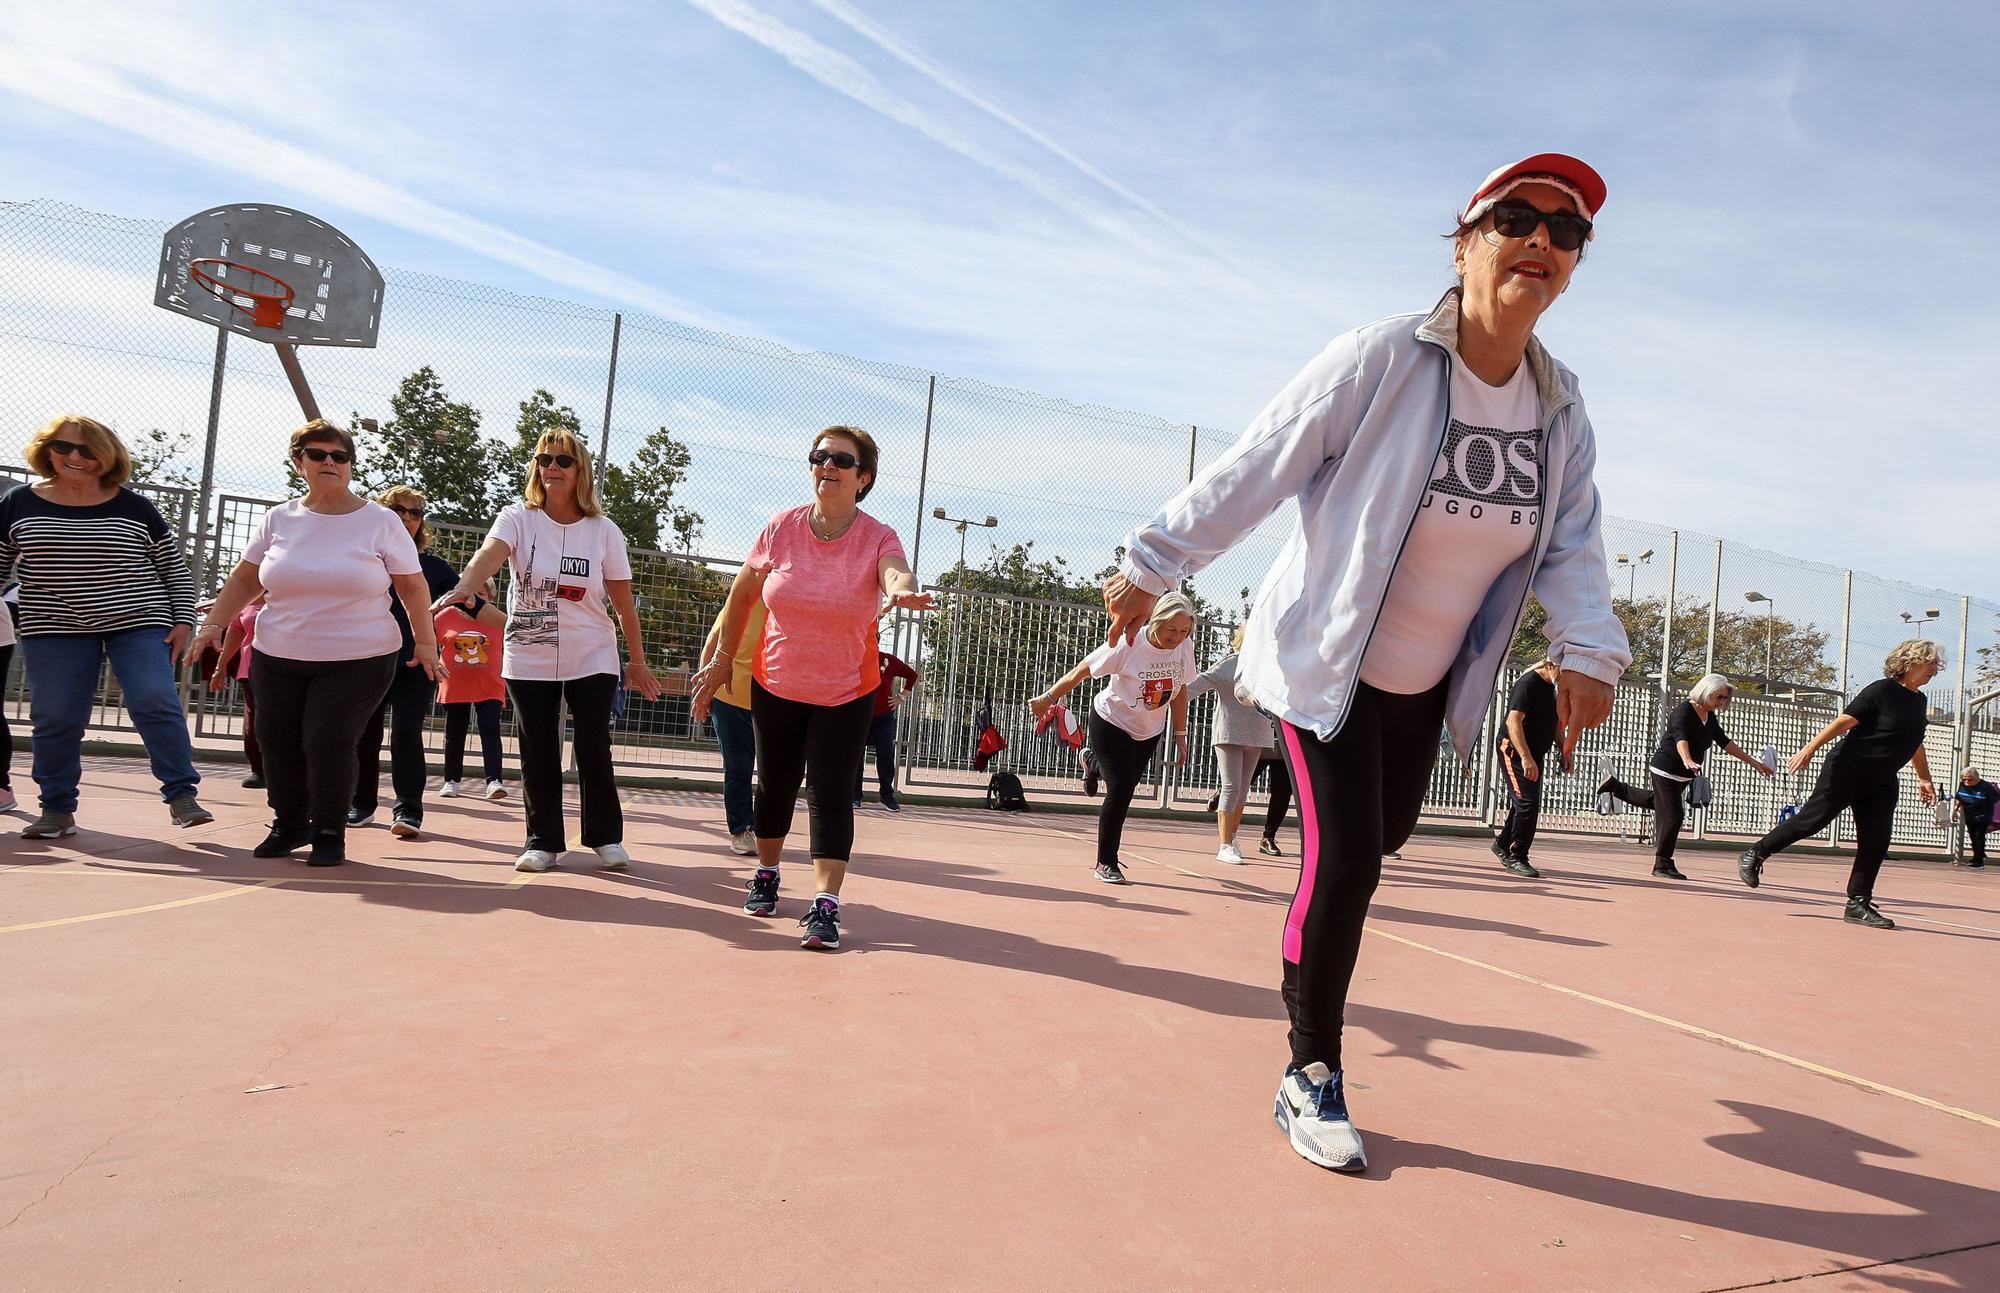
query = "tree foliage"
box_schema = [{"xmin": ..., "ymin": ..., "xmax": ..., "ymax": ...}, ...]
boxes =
[
  {"xmin": 1512, "ymin": 593, "xmax": 1835, "ymax": 691},
  {"xmin": 353, "ymin": 367, "xmax": 499, "ymax": 522},
  {"xmin": 127, "ymin": 426, "xmax": 198, "ymax": 490},
  {"xmin": 601, "ymin": 426, "xmax": 704, "ymax": 553}
]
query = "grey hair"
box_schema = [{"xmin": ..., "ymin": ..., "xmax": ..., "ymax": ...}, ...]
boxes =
[
  {"xmin": 1964, "ymin": 766, "xmax": 1982, "ymax": 780},
  {"xmin": 1883, "ymin": 638, "xmax": 1943, "ymax": 680},
  {"xmin": 1146, "ymin": 591, "xmax": 1197, "ymax": 637},
  {"xmin": 1688, "ymin": 673, "xmax": 1735, "ymax": 709}
]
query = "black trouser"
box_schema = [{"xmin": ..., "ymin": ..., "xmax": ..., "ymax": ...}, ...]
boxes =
[
  {"xmin": 1495, "ymin": 736, "xmax": 1547, "ymax": 861},
  {"xmin": 1605, "ymin": 771, "xmax": 1692, "ymax": 865},
  {"xmin": 0, "ymin": 642, "xmax": 13, "ymax": 792},
  {"xmin": 508, "ymin": 673, "xmax": 620, "ymax": 853},
  {"xmin": 1088, "ymin": 711, "xmax": 1162, "ymax": 869},
  {"xmin": 1753, "ymin": 764, "xmax": 1899, "ymax": 900},
  {"xmin": 240, "ymin": 676, "xmax": 264, "ymax": 779},
  {"xmin": 852, "ymin": 709, "xmax": 899, "ymax": 800},
  {"xmin": 1259, "ymin": 752, "xmax": 1293, "ymax": 842},
  {"xmin": 251, "ymin": 650, "xmax": 399, "ymax": 835},
  {"xmin": 1969, "ymin": 819, "xmax": 1991, "ymax": 864},
  {"xmin": 1279, "ymin": 680, "xmax": 1445, "ymax": 1071},
  {"xmin": 751, "ymin": 679, "xmax": 874, "ymax": 861},
  {"xmin": 354, "ymin": 663, "xmax": 437, "ymax": 822},
  {"xmin": 442, "ymin": 699, "xmax": 504, "ymax": 783}
]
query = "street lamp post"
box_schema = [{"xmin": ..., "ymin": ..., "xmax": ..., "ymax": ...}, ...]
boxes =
[
  {"xmin": 1745, "ymin": 591, "xmax": 1774, "ymax": 690},
  {"xmin": 1900, "ymin": 608, "xmax": 1941, "ymax": 638},
  {"xmin": 933, "ymin": 507, "xmax": 999, "ymax": 764},
  {"xmin": 1614, "ymin": 549, "xmax": 1653, "ymax": 602}
]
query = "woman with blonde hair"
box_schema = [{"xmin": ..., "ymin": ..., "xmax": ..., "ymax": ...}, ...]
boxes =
[
  {"xmin": 438, "ymin": 430, "xmax": 661, "ymax": 872},
  {"xmin": 1738, "ymin": 640, "xmax": 1945, "ymax": 928},
  {"xmin": 1030, "ymin": 591, "xmax": 1197, "ymax": 885},
  {"xmin": 1, "ymin": 415, "xmax": 208, "ymax": 837},
  {"xmin": 1185, "ymin": 622, "xmax": 1275, "ymax": 864},
  {"xmin": 1598, "ymin": 672, "xmax": 1772, "ymax": 879}
]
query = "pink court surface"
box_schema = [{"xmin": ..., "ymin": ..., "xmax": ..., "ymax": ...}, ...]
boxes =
[{"xmin": 4, "ymin": 757, "xmax": 1998, "ymax": 1291}]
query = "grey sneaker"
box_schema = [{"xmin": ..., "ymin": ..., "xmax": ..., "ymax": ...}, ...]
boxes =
[
  {"xmin": 168, "ymin": 796, "xmax": 214, "ymax": 828},
  {"xmin": 21, "ymin": 810, "xmax": 77, "ymax": 839},
  {"xmin": 1274, "ymin": 1063, "xmax": 1367, "ymax": 1172}
]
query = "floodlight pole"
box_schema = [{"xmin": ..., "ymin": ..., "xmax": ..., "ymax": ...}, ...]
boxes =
[{"xmin": 274, "ymin": 342, "xmax": 321, "ymax": 421}]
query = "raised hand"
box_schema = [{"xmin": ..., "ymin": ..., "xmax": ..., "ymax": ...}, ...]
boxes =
[{"xmin": 1102, "ymin": 572, "xmax": 1158, "ymax": 647}]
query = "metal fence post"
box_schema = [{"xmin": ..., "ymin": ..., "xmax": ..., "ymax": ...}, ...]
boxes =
[
  {"xmin": 1833, "ymin": 570, "xmax": 1853, "ymax": 844},
  {"xmin": 1704, "ymin": 538, "xmax": 1722, "ymax": 674},
  {"xmin": 1660, "ymin": 530, "xmax": 1678, "ymax": 696},
  {"xmin": 908, "ymin": 376, "xmax": 937, "ymax": 593},
  {"xmin": 597, "ymin": 312, "xmax": 623, "ymax": 468},
  {"xmin": 1185, "ymin": 425, "xmax": 1198, "ymax": 484},
  {"xmin": 1956, "ymin": 593, "xmax": 1971, "ymax": 769},
  {"xmin": 178, "ymin": 329, "xmax": 229, "ymax": 716}
]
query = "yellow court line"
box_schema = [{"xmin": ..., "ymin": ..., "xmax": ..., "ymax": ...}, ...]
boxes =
[
  {"xmin": 0, "ymin": 877, "xmax": 290, "ymax": 934},
  {"xmin": 15, "ymin": 869, "xmax": 544, "ymax": 891}
]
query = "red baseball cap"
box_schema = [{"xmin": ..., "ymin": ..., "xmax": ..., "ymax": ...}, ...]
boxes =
[{"xmin": 1460, "ymin": 153, "xmax": 1607, "ymax": 227}]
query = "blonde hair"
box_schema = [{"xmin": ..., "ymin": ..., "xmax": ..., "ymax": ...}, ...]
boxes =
[
  {"xmin": 1145, "ymin": 591, "xmax": 1197, "ymax": 644},
  {"xmin": 1883, "ymin": 638, "xmax": 1943, "ymax": 681},
  {"xmin": 1229, "ymin": 623, "xmax": 1246, "ymax": 653},
  {"xmin": 377, "ymin": 484, "xmax": 431, "ymax": 550},
  {"xmin": 26, "ymin": 414, "xmax": 131, "ymax": 488},
  {"xmin": 522, "ymin": 430, "xmax": 600, "ymax": 517},
  {"xmin": 1688, "ymin": 673, "xmax": 1734, "ymax": 709}
]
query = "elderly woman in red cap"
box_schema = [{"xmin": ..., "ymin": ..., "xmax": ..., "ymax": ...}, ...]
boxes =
[{"xmin": 1100, "ymin": 155, "xmax": 1631, "ymax": 1172}]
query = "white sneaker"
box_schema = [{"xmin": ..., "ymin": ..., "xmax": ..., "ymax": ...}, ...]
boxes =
[
  {"xmin": 484, "ymin": 780, "xmax": 507, "ymax": 800},
  {"xmin": 439, "ymin": 780, "xmax": 461, "ymax": 798},
  {"xmin": 1217, "ymin": 842, "xmax": 1245, "ymax": 865},
  {"xmin": 594, "ymin": 843, "xmax": 631, "ymax": 870},
  {"xmin": 514, "ymin": 849, "xmax": 558, "ymax": 873},
  {"xmin": 1274, "ymin": 1062, "xmax": 1367, "ymax": 1172},
  {"xmin": 728, "ymin": 830, "xmax": 757, "ymax": 856}
]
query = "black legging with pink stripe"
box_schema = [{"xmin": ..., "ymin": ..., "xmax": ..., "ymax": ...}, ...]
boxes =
[{"xmin": 1278, "ymin": 680, "xmax": 1446, "ymax": 1071}]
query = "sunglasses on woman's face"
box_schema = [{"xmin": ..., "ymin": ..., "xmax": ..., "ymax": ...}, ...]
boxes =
[
  {"xmin": 388, "ymin": 504, "xmax": 426, "ymax": 519},
  {"xmin": 47, "ymin": 438, "xmax": 99, "ymax": 461},
  {"xmin": 535, "ymin": 453, "xmax": 577, "ymax": 470},
  {"xmin": 809, "ymin": 448, "xmax": 860, "ymax": 471},
  {"xmin": 299, "ymin": 446, "xmax": 352, "ymax": 465},
  {"xmin": 1489, "ymin": 200, "xmax": 1592, "ymax": 252}
]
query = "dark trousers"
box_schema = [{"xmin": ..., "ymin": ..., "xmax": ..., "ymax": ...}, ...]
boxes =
[
  {"xmin": 1495, "ymin": 737, "xmax": 1547, "ymax": 861},
  {"xmin": 1606, "ymin": 771, "xmax": 1692, "ymax": 865},
  {"xmin": 751, "ymin": 680, "xmax": 873, "ymax": 861},
  {"xmin": 1279, "ymin": 681, "xmax": 1445, "ymax": 1071},
  {"xmin": 0, "ymin": 642, "xmax": 12, "ymax": 792},
  {"xmin": 1258, "ymin": 752, "xmax": 1293, "ymax": 842},
  {"xmin": 240, "ymin": 676, "xmax": 264, "ymax": 778},
  {"xmin": 1969, "ymin": 819, "xmax": 1991, "ymax": 864},
  {"xmin": 710, "ymin": 699, "xmax": 756, "ymax": 837},
  {"xmin": 251, "ymin": 650, "xmax": 398, "ymax": 834},
  {"xmin": 853, "ymin": 710, "xmax": 899, "ymax": 800},
  {"xmin": 1089, "ymin": 711, "xmax": 1163, "ymax": 869},
  {"xmin": 508, "ymin": 673, "xmax": 620, "ymax": 853},
  {"xmin": 354, "ymin": 663, "xmax": 437, "ymax": 822},
  {"xmin": 442, "ymin": 699, "xmax": 504, "ymax": 783},
  {"xmin": 1754, "ymin": 764, "xmax": 1899, "ymax": 900}
]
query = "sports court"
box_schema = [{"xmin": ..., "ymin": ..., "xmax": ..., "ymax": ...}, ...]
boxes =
[{"xmin": 4, "ymin": 757, "xmax": 1996, "ymax": 1291}]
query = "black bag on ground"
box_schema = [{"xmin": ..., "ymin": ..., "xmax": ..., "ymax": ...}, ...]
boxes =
[{"xmin": 986, "ymin": 771, "xmax": 1029, "ymax": 812}]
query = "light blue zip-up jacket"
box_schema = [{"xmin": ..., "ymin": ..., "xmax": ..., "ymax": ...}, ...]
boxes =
[{"xmin": 1120, "ymin": 289, "xmax": 1631, "ymax": 764}]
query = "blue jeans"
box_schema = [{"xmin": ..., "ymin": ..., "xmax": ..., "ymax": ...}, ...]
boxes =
[
  {"xmin": 23, "ymin": 628, "xmax": 200, "ymax": 813},
  {"xmin": 711, "ymin": 698, "xmax": 755, "ymax": 836}
]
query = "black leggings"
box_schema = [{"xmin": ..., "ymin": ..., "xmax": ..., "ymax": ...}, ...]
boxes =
[
  {"xmin": 1088, "ymin": 711, "xmax": 1162, "ymax": 868},
  {"xmin": 508, "ymin": 673, "xmax": 620, "ymax": 852},
  {"xmin": 354, "ymin": 663, "xmax": 437, "ymax": 821},
  {"xmin": 1753, "ymin": 764, "xmax": 1899, "ymax": 900},
  {"xmin": 0, "ymin": 642, "xmax": 13, "ymax": 792},
  {"xmin": 1495, "ymin": 737, "xmax": 1546, "ymax": 861},
  {"xmin": 251, "ymin": 650, "xmax": 399, "ymax": 834},
  {"xmin": 1258, "ymin": 752, "xmax": 1293, "ymax": 842},
  {"xmin": 1279, "ymin": 680, "xmax": 1445, "ymax": 1071},
  {"xmin": 1605, "ymin": 771, "xmax": 1692, "ymax": 865},
  {"xmin": 1970, "ymin": 820, "xmax": 1991, "ymax": 864},
  {"xmin": 442, "ymin": 699, "xmax": 505, "ymax": 783},
  {"xmin": 751, "ymin": 679, "xmax": 874, "ymax": 861}
]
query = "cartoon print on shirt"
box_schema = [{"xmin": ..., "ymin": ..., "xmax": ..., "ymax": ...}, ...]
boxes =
[
  {"xmin": 451, "ymin": 630, "xmax": 490, "ymax": 667},
  {"xmin": 1419, "ymin": 418, "xmax": 1544, "ymax": 525}
]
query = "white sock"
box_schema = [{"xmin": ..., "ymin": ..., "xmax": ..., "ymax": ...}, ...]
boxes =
[{"xmin": 815, "ymin": 891, "xmax": 839, "ymax": 908}]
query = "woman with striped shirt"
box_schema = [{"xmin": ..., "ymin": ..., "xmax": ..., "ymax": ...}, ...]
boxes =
[{"xmin": 0, "ymin": 415, "xmax": 209, "ymax": 838}]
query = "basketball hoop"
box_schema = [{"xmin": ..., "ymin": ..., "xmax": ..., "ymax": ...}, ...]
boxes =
[{"xmin": 189, "ymin": 258, "xmax": 295, "ymax": 330}]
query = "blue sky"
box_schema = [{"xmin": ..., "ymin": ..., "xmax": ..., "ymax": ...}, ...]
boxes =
[{"xmin": 1, "ymin": 1, "xmax": 1995, "ymax": 619}]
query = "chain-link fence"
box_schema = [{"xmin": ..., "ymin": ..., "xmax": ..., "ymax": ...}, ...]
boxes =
[{"xmin": 3, "ymin": 196, "xmax": 1995, "ymax": 854}]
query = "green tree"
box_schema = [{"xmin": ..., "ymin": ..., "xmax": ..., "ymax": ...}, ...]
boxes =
[
  {"xmin": 127, "ymin": 426, "xmax": 198, "ymax": 489},
  {"xmin": 354, "ymin": 367, "xmax": 498, "ymax": 523},
  {"xmin": 600, "ymin": 426, "xmax": 703, "ymax": 553},
  {"xmin": 1975, "ymin": 612, "xmax": 2000, "ymax": 689},
  {"xmin": 495, "ymin": 389, "xmax": 583, "ymax": 488},
  {"xmin": 1512, "ymin": 593, "xmax": 1835, "ymax": 691}
]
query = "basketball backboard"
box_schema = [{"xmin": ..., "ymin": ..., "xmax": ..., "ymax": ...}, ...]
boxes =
[{"xmin": 155, "ymin": 204, "xmax": 383, "ymax": 348}]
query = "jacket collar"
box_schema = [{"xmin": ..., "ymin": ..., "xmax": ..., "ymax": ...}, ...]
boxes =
[{"xmin": 1415, "ymin": 288, "xmax": 1573, "ymax": 419}]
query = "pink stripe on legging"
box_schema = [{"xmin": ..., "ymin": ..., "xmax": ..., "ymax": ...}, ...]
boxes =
[{"xmin": 1279, "ymin": 720, "xmax": 1317, "ymax": 964}]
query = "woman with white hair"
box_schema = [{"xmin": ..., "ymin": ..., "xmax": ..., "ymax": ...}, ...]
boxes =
[
  {"xmin": 1185, "ymin": 623, "xmax": 1275, "ymax": 864},
  {"xmin": 1738, "ymin": 640, "xmax": 1944, "ymax": 927},
  {"xmin": 1599, "ymin": 673, "xmax": 1773, "ymax": 879},
  {"xmin": 1952, "ymin": 766, "xmax": 1997, "ymax": 868},
  {"xmin": 1030, "ymin": 592, "xmax": 1196, "ymax": 885}
]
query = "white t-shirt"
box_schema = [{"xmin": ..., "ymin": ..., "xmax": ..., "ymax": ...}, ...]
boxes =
[
  {"xmin": 1361, "ymin": 358, "xmax": 1543, "ymax": 695},
  {"xmin": 244, "ymin": 500, "xmax": 422, "ymax": 661},
  {"xmin": 1085, "ymin": 633, "xmax": 1197, "ymax": 740},
  {"xmin": 488, "ymin": 504, "xmax": 633, "ymax": 682}
]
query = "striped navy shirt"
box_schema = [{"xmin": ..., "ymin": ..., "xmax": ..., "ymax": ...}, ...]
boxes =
[{"xmin": 0, "ymin": 483, "xmax": 197, "ymax": 637}]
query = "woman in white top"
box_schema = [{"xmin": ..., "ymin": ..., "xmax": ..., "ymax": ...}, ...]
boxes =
[
  {"xmin": 1029, "ymin": 592, "xmax": 1196, "ymax": 885},
  {"xmin": 440, "ymin": 430, "xmax": 661, "ymax": 873},
  {"xmin": 188, "ymin": 421, "xmax": 444, "ymax": 866}
]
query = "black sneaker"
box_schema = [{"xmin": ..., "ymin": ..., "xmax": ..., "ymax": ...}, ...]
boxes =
[
  {"xmin": 1971, "ymin": 859, "xmax": 1987, "ymax": 869},
  {"xmin": 799, "ymin": 897, "xmax": 841, "ymax": 950},
  {"xmin": 347, "ymin": 807, "xmax": 375, "ymax": 828},
  {"xmin": 1258, "ymin": 837, "xmax": 1282, "ymax": 857},
  {"xmin": 744, "ymin": 868, "xmax": 780, "ymax": 916},
  {"xmin": 1080, "ymin": 748, "xmax": 1100, "ymax": 798},
  {"xmin": 241, "ymin": 774, "xmax": 267, "ymax": 789},
  {"xmin": 1652, "ymin": 862, "xmax": 1688, "ymax": 881},
  {"xmin": 308, "ymin": 829, "xmax": 346, "ymax": 867},
  {"xmin": 253, "ymin": 825, "xmax": 311, "ymax": 858},
  {"xmin": 390, "ymin": 815, "xmax": 421, "ymax": 839},
  {"xmin": 1737, "ymin": 848, "xmax": 1764, "ymax": 889},
  {"xmin": 1204, "ymin": 792, "xmax": 1219, "ymax": 814},
  {"xmin": 1093, "ymin": 860, "xmax": 1127, "ymax": 885},
  {"xmin": 1503, "ymin": 857, "xmax": 1542, "ymax": 879},
  {"xmin": 880, "ymin": 793, "xmax": 903, "ymax": 813},
  {"xmin": 1844, "ymin": 897, "xmax": 1894, "ymax": 929},
  {"xmin": 851, "ymin": 797, "xmax": 863, "ymax": 810},
  {"xmin": 1488, "ymin": 837, "xmax": 1511, "ymax": 865}
]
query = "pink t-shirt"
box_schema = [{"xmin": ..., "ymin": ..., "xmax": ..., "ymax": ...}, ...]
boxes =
[
  {"xmin": 244, "ymin": 500, "xmax": 421, "ymax": 661},
  {"xmin": 748, "ymin": 506, "xmax": 905, "ymax": 707},
  {"xmin": 232, "ymin": 601, "xmax": 261, "ymax": 680}
]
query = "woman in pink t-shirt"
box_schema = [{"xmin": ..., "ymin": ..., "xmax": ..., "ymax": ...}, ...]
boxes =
[{"xmin": 691, "ymin": 425, "xmax": 932, "ymax": 951}]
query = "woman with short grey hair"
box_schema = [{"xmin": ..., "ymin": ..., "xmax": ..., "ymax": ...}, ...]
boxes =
[{"xmin": 1599, "ymin": 672, "xmax": 1773, "ymax": 879}]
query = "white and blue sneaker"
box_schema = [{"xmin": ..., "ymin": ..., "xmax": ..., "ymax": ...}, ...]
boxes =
[{"xmin": 1273, "ymin": 1062, "xmax": 1367, "ymax": 1172}]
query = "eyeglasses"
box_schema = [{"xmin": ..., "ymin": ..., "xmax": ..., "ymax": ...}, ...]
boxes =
[
  {"xmin": 388, "ymin": 504, "xmax": 427, "ymax": 519},
  {"xmin": 809, "ymin": 448, "xmax": 860, "ymax": 471},
  {"xmin": 46, "ymin": 438, "xmax": 98, "ymax": 461},
  {"xmin": 1488, "ymin": 200, "xmax": 1593, "ymax": 252},
  {"xmin": 535, "ymin": 453, "xmax": 577, "ymax": 470},
  {"xmin": 299, "ymin": 446, "xmax": 352, "ymax": 465}
]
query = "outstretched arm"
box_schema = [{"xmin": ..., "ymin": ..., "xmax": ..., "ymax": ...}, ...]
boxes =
[
  {"xmin": 1788, "ymin": 714, "xmax": 1858, "ymax": 775},
  {"xmin": 1029, "ymin": 659, "xmax": 1093, "ymax": 722}
]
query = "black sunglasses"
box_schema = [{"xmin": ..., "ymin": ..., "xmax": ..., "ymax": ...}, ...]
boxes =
[
  {"xmin": 388, "ymin": 503, "xmax": 427, "ymax": 519},
  {"xmin": 46, "ymin": 437, "xmax": 99, "ymax": 461},
  {"xmin": 535, "ymin": 453, "xmax": 577, "ymax": 470},
  {"xmin": 1489, "ymin": 200, "xmax": 1592, "ymax": 252},
  {"xmin": 299, "ymin": 446, "xmax": 352, "ymax": 465},
  {"xmin": 809, "ymin": 448, "xmax": 860, "ymax": 471}
]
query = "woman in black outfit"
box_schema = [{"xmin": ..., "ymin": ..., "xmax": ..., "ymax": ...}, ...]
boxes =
[
  {"xmin": 1598, "ymin": 672, "xmax": 1772, "ymax": 878},
  {"xmin": 1738, "ymin": 640, "xmax": 1943, "ymax": 928}
]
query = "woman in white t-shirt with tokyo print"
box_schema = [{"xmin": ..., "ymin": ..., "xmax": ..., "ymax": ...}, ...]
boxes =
[
  {"xmin": 440, "ymin": 431, "xmax": 662, "ymax": 873},
  {"xmin": 1029, "ymin": 592, "xmax": 1197, "ymax": 885}
]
